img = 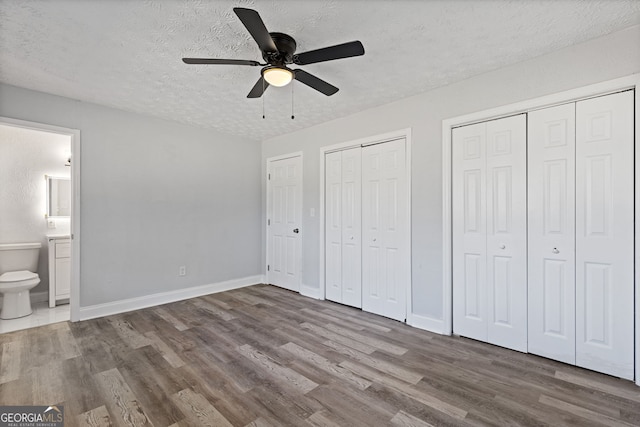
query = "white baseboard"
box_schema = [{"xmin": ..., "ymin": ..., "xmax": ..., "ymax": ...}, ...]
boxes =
[
  {"xmin": 408, "ymin": 313, "xmax": 448, "ymax": 335},
  {"xmin": 300, "ymin": 283, "xmax": 322, "ymax": 300},
  {"xmin": 31, "ymin": 291, "xmax": 49, "ymax": 304},
  {"xmin": 78, "ymin": 275, "xmax": 261, "ymax": 321}
]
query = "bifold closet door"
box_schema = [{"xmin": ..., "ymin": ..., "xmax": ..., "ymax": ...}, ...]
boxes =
[
  {"xmin": 453, "ymin": 122, "xmax": 488, "ymax": 341},
  {"xmin": 325, "ymin": 151, "xmax": 343, "ymax": 303},
  {"xmin": 528, "ymin": 103, "xmax": 577, "ymax": 365},
  {"xmin": 528, "ymin": 91, "xmax": 634, "ymax": 379},
  {"xmin": 575, "ymin": 91, "xmax": 634, "ymax": 380},
  {"xmin": 362, "ymin": 138, "xmax": 408, "ymax": 321},
  {"xmin": 453, "ymin": 115, "xmax": 527, "ymax": 352},
  {"xmin": 325, "ymin": 148, "xmax": 362, "ymax": 307}
]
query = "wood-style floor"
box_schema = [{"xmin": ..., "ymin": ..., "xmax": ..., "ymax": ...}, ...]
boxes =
[{"xmin": 0, "ymin": 284, "xmax": 639, "ymax": 426}]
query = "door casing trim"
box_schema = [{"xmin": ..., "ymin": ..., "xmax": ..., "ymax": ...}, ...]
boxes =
[{"xmin": 0, "ymin": 116, "xmax": 82, "ymax": 322}]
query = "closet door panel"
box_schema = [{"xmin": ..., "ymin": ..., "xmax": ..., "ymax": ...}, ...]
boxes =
[
  {"xmin": 486, "ymin": 115, "xmax": 528, "ymax": 352},
  {"xmin": 528, "ymin": 103, "xmax": 576, "ymax": 364},
  {"xmin": 325, "ymin": 151, "xmax": 343, "ymax": 303},
  {"xmin": 453, "ymin": 123, "xmax": 488, "ymax": 342},
  {"xmin": 362, "ymin": 139, "xmax": 408, "ymax": 321},
  {"xmin": 341, "ymin": 148, "xmax": 362, "ymax": 308},
  {"xmin": 575, "ymin": 91, "xmax": 634, "ymax": 380}
]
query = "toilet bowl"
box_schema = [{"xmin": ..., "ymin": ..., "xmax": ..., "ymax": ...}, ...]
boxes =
[{"xmin": 0, "ymin": 243, "xmax": 42, "ymax": 319}]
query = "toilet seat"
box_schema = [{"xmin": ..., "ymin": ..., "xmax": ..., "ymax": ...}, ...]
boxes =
[
  {"xmin": 0, "ymin": 270, "xmax": 38, "ymax": 282},
  {"xmin": 0, "ymin": 271, "xmax": 40, "ymax": 289}
]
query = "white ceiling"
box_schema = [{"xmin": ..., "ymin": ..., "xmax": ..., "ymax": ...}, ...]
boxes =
[{"xmin": 1, "ymin": 0, "xmax": 639, "ymax": 141}]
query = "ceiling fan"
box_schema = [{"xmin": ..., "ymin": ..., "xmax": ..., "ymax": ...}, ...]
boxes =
[{"xmin": 182, "ymin": 7, "xmax": 365, "ymax": 98}]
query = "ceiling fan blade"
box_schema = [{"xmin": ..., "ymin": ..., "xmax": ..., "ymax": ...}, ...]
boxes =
[
  {"xmin": 247, "ymin": 77, "xmax": 269, "ymax": 98},
  {"xmin": 294, "ymin": 70, "xmax": 338, "ymax": 96},
  {"xmin": 233, "ymin": 8, "xmax": 277, "ymax": 53},
  {"xmin": 182, "ymin": 58, "xmax": 261, "ymax": 66},
  {"xmin": 293, "ymin": 41, "xmax": 364, "ymax": 65}
]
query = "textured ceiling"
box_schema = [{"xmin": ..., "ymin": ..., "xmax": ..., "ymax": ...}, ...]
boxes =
[{"xmin": 1, "ymin": 0, "xmax": 639, "ymax": 141}]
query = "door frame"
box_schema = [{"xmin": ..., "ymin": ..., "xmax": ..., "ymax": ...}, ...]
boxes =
[
  {"xmin": 319, "ymin": 128, "xmax": 412, "ymax": 321},
  {"xmin": 265, "ymin": 152, "xmax": 303, "ymax": 291},
  {"xmin": 441, "ymin": 74, "xmax": 640, "ymax": 385},
  {"xmin": 0, "ymin": 116, "xmax": 81, "ymax": 322}
]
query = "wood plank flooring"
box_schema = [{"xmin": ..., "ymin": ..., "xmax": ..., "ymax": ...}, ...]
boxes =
[{"xmin": 1, "ymin": 284, "xmax": 639, "ymax": 426}]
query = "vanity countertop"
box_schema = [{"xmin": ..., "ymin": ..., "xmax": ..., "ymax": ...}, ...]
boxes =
[{"xmin": 47, "ymin": 234, "xmax": 70, "ymax": 240}]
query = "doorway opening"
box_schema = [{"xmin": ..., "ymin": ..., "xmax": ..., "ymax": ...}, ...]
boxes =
[{"xmin": 0, "ymin": 117, "xmax": 80, "ymax": 333}]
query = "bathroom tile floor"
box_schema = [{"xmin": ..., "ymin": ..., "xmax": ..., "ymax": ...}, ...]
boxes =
[{"xmin": 0, "ymin": 301, "xmax": 70, "ymax": 334}]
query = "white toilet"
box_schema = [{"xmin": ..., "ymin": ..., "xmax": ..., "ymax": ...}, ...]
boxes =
[{"xmin": 0, "ymin": 243, "xmax": 42, "ymax": 319}]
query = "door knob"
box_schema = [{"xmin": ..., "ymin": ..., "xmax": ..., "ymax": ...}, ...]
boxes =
[
  {"xmin": 499, "ymin": 244, "xmax": 506, "ymax": 250},
  {"xmin": 293, "ymin": 228, "xmax": 299, "ymax": 234},
  {"xmin": 373, "ymin": 238, "xmax": 377, "ymax": 242},
  {"xmin": 552, "ymin": 247, "xmax": 559, "ymax": 254},
  {"xmin": 350, "ymin": 236, "xmax": 354, "ymax": 240}
]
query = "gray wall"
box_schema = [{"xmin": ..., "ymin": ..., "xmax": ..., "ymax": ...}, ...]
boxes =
[
  {"xmin": 0, "ymin": 124, "xmax": 71, "ymax": 294},
  {"xmin": 261, "ymin": 25, "xmax": 640, "ymax": 321},
  {"xmin": 0, "ymin": 84, "xmax": 262, "ymax": 307}
]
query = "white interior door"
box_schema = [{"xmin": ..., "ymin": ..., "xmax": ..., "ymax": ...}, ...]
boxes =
[
  {"xmin": 325, "ymin": 151, "xmax": 343, "ymax": 302},
  {"xmin": 267, "ymin": 155, "xmax": 302, "ymax": 292},
  {"xmin": 485, "ymin": 115, "xmax": 527, "ymax": 352},
  {"xmin": 362, "ymin": 139, "xmax": 408, "ymax": 321},
  {"xmin": 575, "ymin": 91, "xmax": 634, "ymax": 380},
  {"xmin": 340, "ymin": 148, "xmax": 362, "ymax": 308},
  {"xmin": 325, "ymin": 148, "xmax": 362, "ymax": 307},
  {"xmin": 453, "ymin": 122, "xmax": 488, "ymax": 342},
  {"xmin": 453, "ymin": 116, "xmax": 527, "ymax": 351},
  {"xmin": 528, "ymin": 103, "xmax": 576, "ymax": 364}
]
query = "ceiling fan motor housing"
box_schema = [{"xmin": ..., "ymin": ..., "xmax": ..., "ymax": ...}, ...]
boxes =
[{"xmin": 265, "ymin": 32, "xmax": 297, "ymax": 64}]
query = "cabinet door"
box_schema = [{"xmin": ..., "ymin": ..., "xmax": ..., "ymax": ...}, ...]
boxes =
[
  {"xmin": 453, "ymin": 122, "xmax": 488, "ymax": 342},
  {"xmin": 575, "ymin": 90, "xmax": 634, "ymax": 380},
  {"xmin": 527, "ymin": 103, "xmax": 576, "ymax": 364},
  {"xmin": 362, "ymin": 139, "xmax": 408, "ymax": 321},
  {"xmin": 55, "ymin": 257, "xmax": 71, "ymax": 298},
  {"xmin": 486, "ymin": 115, "xmax": 527, "ymax": 352}
]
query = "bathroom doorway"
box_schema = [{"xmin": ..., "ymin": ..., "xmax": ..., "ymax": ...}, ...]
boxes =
[{"xmin": 0, "ymin": 117, "xmax": 80, "ymax": 333}]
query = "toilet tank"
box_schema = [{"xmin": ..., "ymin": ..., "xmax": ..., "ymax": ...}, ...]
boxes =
[{"xmin": 0, "ymin": 243, "xmax": 42, "ymax": 275}]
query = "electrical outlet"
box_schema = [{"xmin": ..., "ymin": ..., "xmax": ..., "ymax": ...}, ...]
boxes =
[
  {"xmin": 178, "ymin": 266, "xmax": 186, "ymax": 276},
  {"xmin": 47, "ymin": 219, "xmax": 56, "ymax": 229}
]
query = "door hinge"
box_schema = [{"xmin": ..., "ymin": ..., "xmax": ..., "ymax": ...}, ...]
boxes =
[
  {"xmin": 268, "ymin": 173, "xmax": 271, "ymax": 180},
  {"xmin": 268, "ymin": 219, "xmax": 271, "ymax": 226},
  {"xmin": 267, "ymin": 265, "xmax": 270, "ymax": 271}
]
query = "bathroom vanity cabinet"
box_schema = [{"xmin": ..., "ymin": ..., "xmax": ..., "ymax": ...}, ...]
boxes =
[{"xmin": 48, "ymin": 235, "xmax": 70, "ymax": 307}]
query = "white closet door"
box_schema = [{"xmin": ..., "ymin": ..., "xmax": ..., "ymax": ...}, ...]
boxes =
[
  {"xmin": 452, "ymin": 122, "xmax": 488, "ymax": 342},
  {"xmin": 528, "ymin": 103, "xmax": 576, "ymax": 364},
  {"xmin": 325, "ymin": 151, "xmax": 343, "ymax": 303},
  {"xmin": 485, "ymin": 115, "xmax": 528, "ymax": 352},
  {"xmin": 362, "ymin": 139, "xmax": 408, "ymax": 321},
  {"xmin": 268, "ymin": 155, "xmax": 302, "ymax": 292},
  {"xmin": 575, "ymin": 91, "xmax": 634, "ymax": 380},
  {"xmin": 340, "ymin": 148, "xmax": 362, "ymax": 308},
  {"xmin": 453, "ymin": 116, "xmax": 527, "ymax": 351}
]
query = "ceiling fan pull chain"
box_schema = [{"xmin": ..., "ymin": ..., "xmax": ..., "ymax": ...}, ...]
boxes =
[
  {"xmin": 262, "ymin": 78, "xmax": 266, "ymax": 119},
  {"xmin": 291, "ymin": 80, "xmax": 295, "ymax": 120}
]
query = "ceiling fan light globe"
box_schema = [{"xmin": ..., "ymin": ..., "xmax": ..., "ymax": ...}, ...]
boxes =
[{"xmin": 263, "ymin": 67, "xmax": 293, "ymax": 87}]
